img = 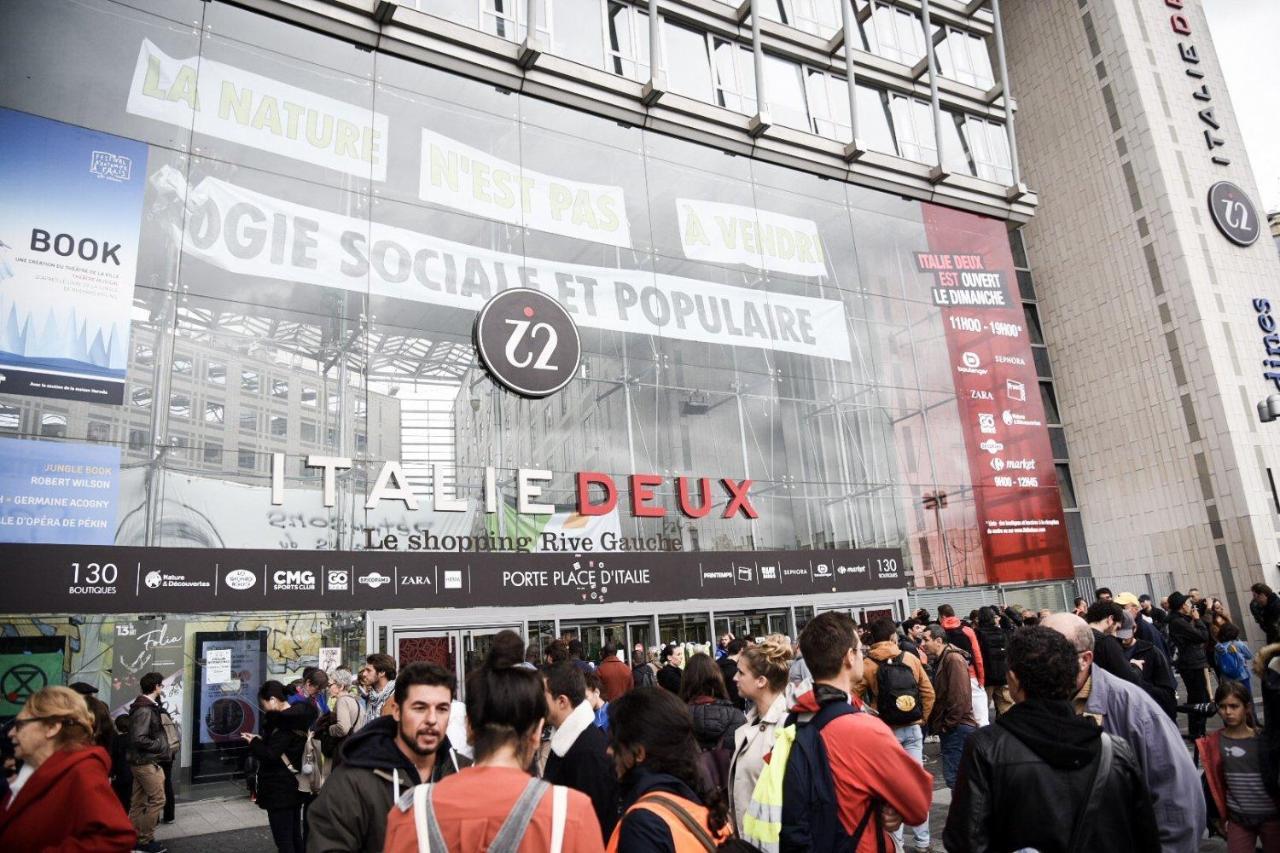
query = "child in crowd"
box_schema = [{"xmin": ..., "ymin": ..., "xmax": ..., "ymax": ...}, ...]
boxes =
[
  {"xmin": 1197, "ymin": 680, "xmax": 1280, "ymax": 851},
  {"xmin": 1215, "ymin": 623, "xmax": 1255, "ymax": 695}
]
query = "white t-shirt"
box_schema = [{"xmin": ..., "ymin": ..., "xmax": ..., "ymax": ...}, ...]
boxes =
[{"xmin": 6, "ymin": 762, "xmax": 35, "ymax": 808}]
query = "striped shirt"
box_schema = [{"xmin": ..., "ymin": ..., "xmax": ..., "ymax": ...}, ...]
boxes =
[{"xmin": 1221, "ymin": 735, "xmax": 1278, "ymax": 821}]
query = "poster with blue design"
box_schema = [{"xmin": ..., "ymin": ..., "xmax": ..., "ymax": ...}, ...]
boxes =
[
  {"xmin": 0, "ymin": 437, "xmax": 120, "ymax": 544},
  {"xmin": 0, "ymin": 107, "xmax": 147, "ymax": 405}
]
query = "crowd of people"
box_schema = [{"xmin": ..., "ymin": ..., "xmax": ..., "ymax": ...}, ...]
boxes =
[{"xmin": 6, "ymin": 581, "xmax": 1280, "ymax": 851}]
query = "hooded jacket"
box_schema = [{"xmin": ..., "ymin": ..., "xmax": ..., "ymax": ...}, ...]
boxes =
[
  {"xmin": 306, "ymin": 714, "xmax": 469, "ymax": 853},
  {"xmin": 940, "ymin": 616, "xmax": 985, "ymax": 684},
  {"xmin": 943, "ymin": 700, "xmax": 1159, "ymax": 853},
  {"xmin": 779, "ymin": 687, "xmax": 932, "ymax": 853},
  {"xmin": 856, "ymin": 640, "xmax": 936, "ymax": 725},
  {"xmin": 0, "ymin": 745, "xmax": 136, "ymax": 851},
  {"xmin": 688, "ymin": 696, "xmax": 746, "ymax": 753}
]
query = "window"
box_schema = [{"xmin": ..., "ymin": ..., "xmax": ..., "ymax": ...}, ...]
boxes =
[
  {"xmin": 270, "ymin": 415, "xmax": 288, "ymax": 437},
  {"xmin": 0, "ymin": 404, "xmax": 20, "ymax": 433},
  {"xmin": 240, "ymin": 408, "xmax": 258, "ymax": 432},
  {"xmin": 663, "ymin": 21, "xmax": 714, "ymax": 103},
  {"xmin": 87, "ymin": 421, "xmax": 111, "ymax": 442},
  {"xmin": 241, "ymin": 370, "xmax": 260, "ymax": 394},
  {"xmin": 131, "ymin": 388, "xmax": 152, "ymax": 409},
  {"xmin": 937, "ymin": 27, "xmax": 994, "ymax": 89},
  {"xmin": 172, "ymin": 355, "xmax": 193, "ymax": 376},
  {"xmin": 550, "ymin": 0, "xmax": 604, "ymax": 68},
  {"xmin": 205, "ymin": 402, "xmax": 225, "ymax": 425},
  {"xmin": 857, "ymin": 2, "xmax": 926, "ymax": 67},
  {"xmin": 300, "ymin": 421, "xmax": 318, "ymax": 444},
  {"xmin": 711, "ymin": 37, "xmax": 756, "ymax": 114},
  {"xmin": 940, "ymin": 110, "xmax": 972, "ymax": 175},
  {"xmin": 129, "ymin": 429, "xmax": 147, "ymax": 451},
  {"xmin": 856, "ymin": 83, "xmax": 897, "ymax": 155},
  {"xmin": 170, "ymin": 433, "xmax": 190, "ymax": 449},
  {"xmin": 606, "ymin": 2, "xmax": 649, "ymax": 81},
  {"xmin": 169, "ymin": 393, "xmax": 191, "ymax": 419},
  {"xmin": 763, "ymin": 54, "xmax": 808, "ymax": 130},
  {"xmin": 1040, "ymin": 381, "xmax": 1061, "ymax": 425},
  {"xmin": 482, "ymin": 0, "xmax": 549, "ymax": 42},
  {"xmin": 135, "ymin": 344, "xmax": 155, "ymax": 367},
  {"xmin": 355, "ymin": 432, "xmax": 368, "ymax": 452},
  {"xmin": 805, "ymin": 70, "xmax": 850, "ymax": 142},
  {"xmin": 961, "ymin": 116, "xmax": 1013, "ymax": 183},
  {"xmin": 238, "ymin": 448, "xmax": 257, "ymax": 470},
  {"xmin": 207, "ymin": 362, "xmax": 227, "ymax": 385},
  {"xmin": 1024, "ymin": 304, "xmax": 1045, "ymax": 345},
  {"xmin": 301, "ymin": 385, "xmax": 318, "ymax": 407},
  {"xmin": 1057, "ymin": 463, "xmax": 1078, "ymax": 509},
  {"xmin": 204, "ymin": 442, "xmax": 222, "ymax": 464},
  {"xmin": 272, "ymin": 378, "xmax": 289, "ymax": 400},
  {"xmin": 40, "ymin": 414, "xmax": 67, "ymax": 438},
  {"xmin": 767, "ymin": 0, "xmax": 840, "ymax": 39},
  {"xmin": 890, "ymin": 95, "xmax": 937, "ymax": 164}
]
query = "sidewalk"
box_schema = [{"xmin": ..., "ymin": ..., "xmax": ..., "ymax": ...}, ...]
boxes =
[{"xmin": 154, "ymin": 793, "xmax": 269, "ymax": 852}]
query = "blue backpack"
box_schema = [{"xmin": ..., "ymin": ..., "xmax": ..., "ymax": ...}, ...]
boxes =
[
  {"xmin": 780, "ymin": 700, "xmax": 886, "ymax": 852},
  {"xmin": 1218, "ymin": 643, "xmax": 1248, "ymax": 681}
]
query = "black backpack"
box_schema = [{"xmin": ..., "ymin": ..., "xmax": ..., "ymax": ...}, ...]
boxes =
[{"xmin": 875, "ymin": 653, "xmax": 923, "ymax": 726}]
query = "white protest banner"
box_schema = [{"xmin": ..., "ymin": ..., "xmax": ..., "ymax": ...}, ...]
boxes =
[
  {"xmin": 127, "ymin": 39, "xmax": 388, "ymax": 181},
  {"xmin": 420, "ymin": 129, "xmax": 632, "ymax": 248},
  {"xmin": 318, "ymin": 647, "xmax": 341, "ymax": 672},
  {"xmin": 677, "ymin": 198, "xmax": 828, "ymax": 277},
  {"xmin": 205, "ymin": 648, "xmax": 232, "ymax": 684},
  {"xmin": 160, "ymin": 168, "xmax": 852, "ymax": 361}
]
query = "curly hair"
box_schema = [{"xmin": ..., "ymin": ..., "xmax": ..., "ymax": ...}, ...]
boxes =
[
  {"xmin": 1007, "ymin": 626, "xmax": 1078, "ymax": 701},
  {"xmin": 609, "ymin": 688, "xmax": 731, "ymax": 836},
  {"xmin": 739, "ymin": 634, "xmax": 794, "ymax": 693}
]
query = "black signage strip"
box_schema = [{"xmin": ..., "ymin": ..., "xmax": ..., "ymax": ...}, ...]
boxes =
[{"xmin": 0, "ymin": 545, "xmax": 905, "ymax": 614}]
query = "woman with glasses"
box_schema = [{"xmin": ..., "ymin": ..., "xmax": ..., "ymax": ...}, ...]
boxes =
[
  {"xmin": 0, "ymin": 685, "xmax": 135, "ymax": 850},
  {"xmin": 243, "ymin": 680, "xmax": 317, "ymax": 853}
]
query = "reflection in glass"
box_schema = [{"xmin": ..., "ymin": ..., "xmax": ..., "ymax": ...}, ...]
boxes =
[
  {"xmin": 40, "ymin": 414, "xmax": 67, "ymax": 438},
  {"xmin": 664, "ymin": 21, "xmax": 714, "ymax": 103}
]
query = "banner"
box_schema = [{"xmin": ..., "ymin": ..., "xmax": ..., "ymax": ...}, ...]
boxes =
[
  {"xmin": 127, "ymin": 39, "xmax": 388, "ymax": 181},
  {"xmin": 921, "ymin": 204, "xmax": 1072, "ymax": 583},
  {"xmin": 0, "ymin": 438, "xmax": 120, "ymax": 545},
  {"xmin": 109, "ymin": 618, "xmax": 186, "ymax": 720},
  {"xmin": 0, "ymin": 108, "xmax": 146, "ymax": 405},
  {"xmin": 160, "ymin": 168, "xmax": 852, "ymax": 362},
  {"xmin": 0, "ymin": 542, "xmax": 905, "ymax": 614},
  {"xmin": 676, "ymin": 198, "xmax": 828, "ymax": 277},
  {"xmin": 421, "ymin": 129, "xmax": 631, "ymax": 248},
  {"xmin": 484, "ymin": 497, "xmax": 623, "ymax": 552},
  {"xmin": 0, "ymin": 650, "xmax": 64, "ymax": 717}
]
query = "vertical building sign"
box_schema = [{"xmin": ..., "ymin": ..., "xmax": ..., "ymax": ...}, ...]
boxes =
[
  {"xmin": 920, "ymin": 204, "xmax": 1072, "ymax": 583},
  {"xmin": 0, "ymin": 108, "xmax": 147, "ymax": 405}
]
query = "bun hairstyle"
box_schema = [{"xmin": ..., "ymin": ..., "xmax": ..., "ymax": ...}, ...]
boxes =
[
  {"xmin": 465, "ymin": 664, "xmax": 548, "ymax": 763},
  {"xmin": 22, "ymin": 686, "xmax": 94, "ymax": 749},
  {"xmin": 739, "ymin": 634, "xmax": 794, "ymax": 693}
]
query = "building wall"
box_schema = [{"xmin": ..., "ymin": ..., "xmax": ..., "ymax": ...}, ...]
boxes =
[{"xmin": 1004, "ymin": 0, "xmax": 1280, "ymax": 628}]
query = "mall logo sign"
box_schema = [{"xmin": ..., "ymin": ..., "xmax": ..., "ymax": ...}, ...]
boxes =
[
  {"xmin": 224, "ymin": 569, "xmax": 256, "ymax": 590},
  {"xmin": 474, "ymin": 289, "xmax": 581, "ymax": 398},
  {"xmin": 359, "ymin": 572, "xmax": 391, "ymax": 589},
  {"xmin": 273, "ymin": 570, "xmax": 316, "ymax": 591}
]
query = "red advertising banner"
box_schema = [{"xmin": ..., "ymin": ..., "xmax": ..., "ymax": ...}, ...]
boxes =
[{"xmin": 921, "ymin": 204, "xmax": 1073, "ymax": 583}]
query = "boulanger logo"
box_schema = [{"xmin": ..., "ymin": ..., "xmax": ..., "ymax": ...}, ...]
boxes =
[
  {"xmin": 358, "ymin": 572, "xmax": 391, "ymax": 589},
  {"xmin": 473, "ymin": 289, "xmax": 582, "ymax": 398},
  {"xmin": 958, "ymin": 352, "xmax": 987, "ymax": 376},
  {"xmin": 327, "ymin": 569, "xmax": 349, "ymax": 591},
  {"xmin": 273, "ymin": 570, "xmax": 316, "ymax": 591},
  {"xmin": 224, "ymin": 569, "xmax": 256, "ymax": 590}
]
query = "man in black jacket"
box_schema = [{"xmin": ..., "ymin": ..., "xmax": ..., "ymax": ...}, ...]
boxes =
[
  {"xmin": 1118, "ymin": 611, "xmax": 1178, "ymax": 721},
  {"xmin": 718, "ymin": 638, "xmax": 746, "ymax": 708},
  {"xmin": 307, "ymin": 662, "xmax": 468, "ymax": 852},
  {"xmin": 1251, "ymin": 583, "xmax": 1280, "ymax": 645},
  {"xmin": 541, "ymin": 663, "xmax": 619, "ymax": 838},
  {"xmin": 1084, "ymin": 601, "xmax": 1141, "ymax": 684},
  {"xmin": 1167, "ymin": 591, "xmax": 1212, "ymax": 738},
  {"xmin": 127, "ymin": 671, "xmax": 169, "ymax": 853},
  {"xmin": 943, "ymin": 626, "xmax": 1159, "ymax": 853}
]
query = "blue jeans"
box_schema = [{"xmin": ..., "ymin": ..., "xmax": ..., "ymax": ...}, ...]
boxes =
[
  {"xmin": 940, "ymin": 724, "xmax": 975, "ymax": 789},
  {"xmin": 893, "ymin": 724, "xmax": 930, "ymax": 849}
]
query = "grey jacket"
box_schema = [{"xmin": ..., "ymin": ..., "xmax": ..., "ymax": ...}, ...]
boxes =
[{"xmin": 1084, "ymin": 664, "xmax": 1204, "ymax": 853}]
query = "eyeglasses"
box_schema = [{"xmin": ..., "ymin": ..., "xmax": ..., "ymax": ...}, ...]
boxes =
[{"xmin": 12, "ymin": 715, "xmax": 52, "ymax": 730}]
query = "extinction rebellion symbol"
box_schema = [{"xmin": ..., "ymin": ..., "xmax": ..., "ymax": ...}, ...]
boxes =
[
  {"xmin": 474, "ymin": 289, "xmax": 582, "ymax": 398},
  {"xmin": 1207, "ymin": 182, "xmax": 1260, "ymax": 247}
]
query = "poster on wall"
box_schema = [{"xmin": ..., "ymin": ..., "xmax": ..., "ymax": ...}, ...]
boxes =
[
  {"xmin": 0, "ymin": 635, "xmax": 65, "ymax": 718},
  {"xmin": 109, "ymin": 618, "xmax": 186, "ymax": 720},
  {"xmin": 0, "ymin": 437, "xmax": 120, "ymax": 545},
  {"xmin": 0, "ymin": 107, "xmax": 147, "ymax": 405},
  {"xmin": 195, "ymin": 633, "xmax": 266, "ymax": 745},
  {"xmin": 920, "ymin": 204, "xmax": 1073, "ymax": 583}
]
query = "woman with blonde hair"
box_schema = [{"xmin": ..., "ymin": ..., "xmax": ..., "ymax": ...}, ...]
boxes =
[
  {"xmin": 0, "ymin": 685, "xmax": 135, "ymax": 850},
  {"xmin": 727, "ymin": 634, "xmax": 794, "ymax": 834}
]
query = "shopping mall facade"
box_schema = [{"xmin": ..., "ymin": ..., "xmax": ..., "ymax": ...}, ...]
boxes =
[{"xmin": 0, "ymin": 0, "xmax": 1276, "ymax": 791}]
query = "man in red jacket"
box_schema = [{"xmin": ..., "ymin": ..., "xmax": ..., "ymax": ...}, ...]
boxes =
[
  {"xmin": 938, "ymin": 605, "xmax": 987, "ymax": 726},
  {"xmin": 780, "ymin": 611, "xmax": 933, "ymax": 852},
  {"xmin": 594, "ymin": 643, "xmax": 632, "ymax": 702}
]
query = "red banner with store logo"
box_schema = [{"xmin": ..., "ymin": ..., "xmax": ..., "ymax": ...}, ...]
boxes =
[{"xmin": 921, "ymin": 204, "xmax": 1073, "ymax": 583}]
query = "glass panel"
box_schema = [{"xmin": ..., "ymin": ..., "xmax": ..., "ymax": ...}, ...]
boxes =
[
  {"xmin": 606, "ymin": 3, "xmax": 650, "ymax": 81},
  {"xmin": 1039, "ymin": 381, "xmax": 1061, "ymax": 425},
  {"xmin": 1024, "ymin": 304, "xmax": 1045, "ymax": 345},
  {"xmin": 1056, "ymin": 463, "xmax": 1078, "ymax": 509},
  {"xmin": 664, "ymin": 21, "xmax": 714, "ymax": 103},
  {"xmin": 550, "ymin": 0, "xmax": 605, "ymax": 68},
  {"xmin": 763, "ymin": 54, "xmax": 808, "ymax": 131},
  {"xmin": 856, "ymin": 84, "xmax": 897, "ymax": 155}
]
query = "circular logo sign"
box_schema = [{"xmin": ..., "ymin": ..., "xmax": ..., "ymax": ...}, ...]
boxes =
[
  {"xmin": 1208, "ymin": 181, "xmax": 1260, "ymax": 247},
  {"xmin": 473, "ymin": 289, "xmax": 581, "ymax": 397},
  {"xmin": 2, "ymin": 663, "xmax": 48, "ymax": 704},
  {"xmin": 224, "ymin": 569, "xmax": 256, "ymax": 591}
]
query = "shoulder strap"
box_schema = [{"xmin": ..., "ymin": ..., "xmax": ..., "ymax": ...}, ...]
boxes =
[
  {"xmin": 550, "ymin": 785, "xmax": 567, "ymax": 853},
  {"xmin": 413, "ymin": 784, "xmax": 448, "ymax": 853},
  {"xmin": 640, "ymin": 795, "xmax": 718, "ymax": 852},
  {"xmin": 846, "ymin": 798, "xmax": 887, "ymax": 853},
  {"xmin": 1065, "ymin": 734, "xmax": 1114, "ymax": 853},
  {"xmin": 489, "ymin": 777, "xmax": 550, "ymax": 853}
]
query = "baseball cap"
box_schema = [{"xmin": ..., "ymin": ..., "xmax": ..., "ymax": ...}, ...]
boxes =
[
  {"xmin": 1114, "ymin": 592, "xmax": 1140, "ymax": 607},
  {"xmin": 1116, "ymin": 610, "xmax": 1136, "ymax": 640}
]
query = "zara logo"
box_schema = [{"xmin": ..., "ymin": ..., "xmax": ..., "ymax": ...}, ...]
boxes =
[{"xmin": 474, "ymin": 289, "xmax": 581, "ymax": 398}]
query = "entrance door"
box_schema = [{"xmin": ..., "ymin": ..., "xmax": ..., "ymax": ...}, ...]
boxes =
[
  {"xmin": 393, "ymin": 625, "xmax": 520, "ymax": 698},
  {"xmin": 624, "ymin": 622, "xmax": 652, "ymax": 664}
]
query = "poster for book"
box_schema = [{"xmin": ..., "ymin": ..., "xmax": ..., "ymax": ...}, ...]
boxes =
[
  {"xmin": 0, "ymin": 107, "xmax": 147, "ymax": 405},
  {"xmin": 0, "ymin": 437, "xmax": 120, "ymax": 545}
]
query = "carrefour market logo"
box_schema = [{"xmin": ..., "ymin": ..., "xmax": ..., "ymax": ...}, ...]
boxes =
[{"xmin": 474, "ymin": 289, "xmax": 581, "ymax": 398}]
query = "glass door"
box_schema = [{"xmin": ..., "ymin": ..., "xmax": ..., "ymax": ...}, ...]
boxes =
[
  {"xmin": 625, "ymin": 621, "xmax": 652, "ymax": 664},
  {"xmin": 395, "ymin": 630, "xmax": 460, "ymax": 684},
  {"xmin": 463, "ymin": 625, "xmax": 522, "ymax": 676}
]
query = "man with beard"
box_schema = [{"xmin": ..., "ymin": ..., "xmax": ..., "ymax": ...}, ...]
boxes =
[
  {"xmin": 307, "ymin": 662, "xmax": 470, "ymax": 852},
  {"xmin": 944, "ymin": 626, "xmax": 1159, "ymax": 852}
]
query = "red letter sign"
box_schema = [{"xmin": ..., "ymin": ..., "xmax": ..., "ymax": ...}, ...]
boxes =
[
  {"xmin": 677, "ymin": 477, "xmax": 713, "ymax": 518},
  {"xmin": 721, "ymin": 478, "xmax": 758, "ymax": 519},
  {"xmin": 576, "ymin": 472, "xmax": 618, "ymax": 516},
  {"xmin": 629, "ymin": 474, "xmax": 666, "ymax": 517}
]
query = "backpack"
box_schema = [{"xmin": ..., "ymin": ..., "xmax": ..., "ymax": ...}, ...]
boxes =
[
  {"xmin": 158, "ymin": 708, "xmax": 181, "ymax": 760},
  {"xmin": 1218, "ymin": 643, "xmax": 1248, "ymax": 681},
  {"xmin": 874, "ymin": 653, "xmax": 923, "ymax": 727},
  {"xmin": 945, "ymin": 625, "xmax": 975, "ymax": 661},
  {"xmin": 780, "ymin": 701, "xmax": 887, "ymax": 853},
  {"xmin": 398, "ymin": 777, "xmax": 567, "ymax": 853},
  {"xmin": 294, "ymin": 730, "xmax": 328, "ymax": 794}
]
